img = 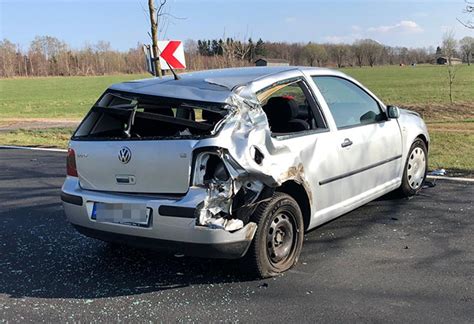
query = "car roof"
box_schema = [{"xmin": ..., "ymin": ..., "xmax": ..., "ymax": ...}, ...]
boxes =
[{"xmin": 108, "ymin": 66, "xmax": 336, "ymax": 104}]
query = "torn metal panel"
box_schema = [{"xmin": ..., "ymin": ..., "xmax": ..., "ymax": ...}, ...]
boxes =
[
  {"xmin": 195, "ymin": 92, "xmax": 315, "ymax": 231},
  {"xmin": 218, "ymin": 93, "xmax": 317, "ymax": 188}
]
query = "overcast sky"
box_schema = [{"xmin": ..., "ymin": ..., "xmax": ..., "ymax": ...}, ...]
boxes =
[{"xmin": 1, "ymin": 0, "xmax": 473, "ymax": 51}]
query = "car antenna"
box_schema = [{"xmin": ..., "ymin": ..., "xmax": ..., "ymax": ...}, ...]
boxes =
[
  {"xmin": 155, "ymin": 47, "xmax": 181, "ymax": 80},
  {"xmin": 167, "ymin": 62, "xmax": 181, "ymax": 80}
]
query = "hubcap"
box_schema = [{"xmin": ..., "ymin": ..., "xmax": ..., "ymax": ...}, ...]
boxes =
[
  {"xmin": 407, "ymin": 147, "xmax": 426, "ymax": 190},
  {"xmin": 266, "ymin": 213, "xmax": 295, "ymax": 264}
]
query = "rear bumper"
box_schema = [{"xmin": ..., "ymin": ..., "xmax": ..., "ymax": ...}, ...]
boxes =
[
  {"xmin": 72, "ymin": 224, "xmax": 252, "ymax": 259},
  {"xmin": 61, "ymin": 177, "xmax": 257, "ymax": 259}
]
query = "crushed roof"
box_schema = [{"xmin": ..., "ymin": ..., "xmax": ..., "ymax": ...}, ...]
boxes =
[{"xmin": 108, "ymin": 66, "xmax": 326, "ymax": 103}]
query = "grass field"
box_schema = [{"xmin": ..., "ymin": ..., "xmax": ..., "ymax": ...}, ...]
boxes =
[
  {"xmin": 0, "ymin": 65, "xmax": 473, "ymax": 172},
  {"xmin": 0, "ymin": 74, "xmax": 148, "ymax": 119},
  {"xmin": 341, "ymin": 65, "xmax": 474, "ymax": 108}
]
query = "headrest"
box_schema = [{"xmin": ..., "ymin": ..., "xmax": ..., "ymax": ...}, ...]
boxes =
[{"xmin": 263, "ymin": 97, "xmax": 299, "ymax": 123}]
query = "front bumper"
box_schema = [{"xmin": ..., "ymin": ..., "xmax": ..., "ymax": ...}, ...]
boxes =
[{"xmin": 61, "ymin": 177, "xmax": 257, "ymax": 259}]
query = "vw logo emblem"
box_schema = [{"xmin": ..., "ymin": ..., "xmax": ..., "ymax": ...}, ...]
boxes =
[{"xmin": 118, "ymin": 147, "xmax": 132, "ymax": 164}]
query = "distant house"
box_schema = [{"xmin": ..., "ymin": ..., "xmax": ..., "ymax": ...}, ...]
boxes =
[
  {"xmin": 255, "ymin": 58, "xmax": 289, "ymax": 67},
  {"xmin": 436, "ymin": 56, "xmax": 463, "ymax": 65}
]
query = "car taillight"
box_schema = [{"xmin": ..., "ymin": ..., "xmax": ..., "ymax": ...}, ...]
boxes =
[{"xmin": 66, "ymin": 148, "xmax": 78, "ymax": 177}]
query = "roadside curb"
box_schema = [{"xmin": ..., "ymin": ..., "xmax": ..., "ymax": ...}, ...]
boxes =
[
  {"xmin": 0, "ymin": 145, "xmax": 67, "ymax": 153},
  {"xmin": 427, "ymin": 175, "xmax": 474, "ymax": 183}
]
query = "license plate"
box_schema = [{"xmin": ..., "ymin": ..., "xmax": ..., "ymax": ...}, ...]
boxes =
[{"xmin": 91, "ymin": 203, "xmax": 151, "ymax": 227}]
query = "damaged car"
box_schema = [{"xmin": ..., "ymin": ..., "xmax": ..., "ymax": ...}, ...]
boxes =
[{"xmin": 61, "ymin": 67, "xmax": 429, "ymax": 277}]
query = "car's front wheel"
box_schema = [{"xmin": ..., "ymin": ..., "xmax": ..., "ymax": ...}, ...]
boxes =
[
  {"xmin": 399, "ymin": 138, "xmax": 428, "ymax": 197},
  {"xmin": 244, "ymin": 192, "xmax": 304, "ymax": 278}
]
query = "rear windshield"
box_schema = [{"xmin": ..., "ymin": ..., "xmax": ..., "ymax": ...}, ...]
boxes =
[{"xmin": 73, "ymin": 92, "xmax": 228, "ymax": 140}]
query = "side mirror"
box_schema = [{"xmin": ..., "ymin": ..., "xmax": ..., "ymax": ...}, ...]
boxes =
[{"xmin": 387, "ymin": 105, "xmax": 400, "ymax": 119}]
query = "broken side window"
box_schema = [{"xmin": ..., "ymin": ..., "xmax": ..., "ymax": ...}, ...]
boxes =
[
  {"xmin": 257, "ymin": 80, "xmax": 326, "ymax": 135},
  {"xmin": 73, "ymin": 92, "xmax": 228, "ymax": 140}
]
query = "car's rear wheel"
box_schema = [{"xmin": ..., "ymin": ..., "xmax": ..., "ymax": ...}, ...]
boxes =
[
  {"xmin": 399, "ymin": 138, "xmax": 428, "ymax": 197},
  {"xmin": 244, "ymin": 192, "xmax": 304, "ymax": 278}
]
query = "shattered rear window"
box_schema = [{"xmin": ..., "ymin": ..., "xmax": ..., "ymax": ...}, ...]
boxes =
[{"xmin": 73, "ymin": 92, "xmax": 228, "ymax": 140}]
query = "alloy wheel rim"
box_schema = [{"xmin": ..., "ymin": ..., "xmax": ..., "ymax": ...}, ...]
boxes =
[{"xmin": 407, "ymin": 147, "xmax": 426, "ymax": 190}]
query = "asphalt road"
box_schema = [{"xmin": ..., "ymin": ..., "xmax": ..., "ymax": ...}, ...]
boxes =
[{"xmin": 1, "ymin": 148, "xmax": 473, "ymax": 323}]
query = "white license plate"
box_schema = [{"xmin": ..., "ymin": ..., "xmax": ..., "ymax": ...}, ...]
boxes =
[{"xmin": 91, "ymin": 203, "xmax": 151, "ymax": 227}]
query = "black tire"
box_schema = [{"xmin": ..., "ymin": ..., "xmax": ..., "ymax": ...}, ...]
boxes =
[
  {"xmin": 243, "ymin": 192, "xmax": 304, "ymax": 278},
  {"xmin": 399, "ymin": 138, "xmax": 428, "ymax": 197}
]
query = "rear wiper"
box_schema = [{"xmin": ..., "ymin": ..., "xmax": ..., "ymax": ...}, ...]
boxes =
[{"xmin": 123, "ymin": 104, "xmax": 138, "ymax": 138}]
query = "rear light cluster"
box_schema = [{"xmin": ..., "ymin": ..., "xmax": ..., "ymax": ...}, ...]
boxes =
[{"xmin": 66, "ymin": 148, "xmax": 78, "ymax": 177}]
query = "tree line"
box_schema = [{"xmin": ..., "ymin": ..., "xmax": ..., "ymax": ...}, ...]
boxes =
[
  {"xmin": 1, "ymin": 35, "xmax": 473, "ymax": 78},
  {"xmin": 0, "ymin": 36, "xmax": 145, "ymax": 78}
]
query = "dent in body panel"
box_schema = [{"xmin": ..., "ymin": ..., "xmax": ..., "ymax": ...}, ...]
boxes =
[{"xmin": 196, "ymin": 92, "xmax": 314, "ymax": 231}]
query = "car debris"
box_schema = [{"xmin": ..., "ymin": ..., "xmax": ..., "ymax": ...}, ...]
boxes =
[{"xmin": 429, "ymin": 169, "xmax": 446, "ymax": 176}]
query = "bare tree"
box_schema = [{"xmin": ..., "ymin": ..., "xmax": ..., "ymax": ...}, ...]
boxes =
[
  {"xmin": 352, "ymin": 39, "xmax": 382, "ymax": 67},
  {"xmin": 328, "ymin": 44, "xmax": 349, "ymax": 68},
  {"xmin": 147, "ymin": 0, "xmax": 167, "ymax": 78},
  {"xmin": 458, "ymin": 0, "xmax": 474, "ymax": 28},
  {"xmin": 0, "ymin": 39, "xmax": 17, "ymax": 77},
  {"xmin": 442, "ymin": 30, "xmax": 458, "ymax": 65},
  {"xmin": 302, "ymin": 43, "xmax": 327, "ymax": 66},
  {"xmin": 353, "ymin": 42, "xmax": 364, "ymax": 67},
  {"xmin": 446, "ymin": 63, "xmax": 461, "ymax": 104},
  {"xmin": 442, "ymin": 32, "xmax": 461, "ymax": 104},
  {"xmin": 460, "ymin": 36, "xmax": 474, "ymax": 65}
]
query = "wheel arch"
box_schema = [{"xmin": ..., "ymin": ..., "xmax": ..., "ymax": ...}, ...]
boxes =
[
  {"xmin": 275, "ymin": 180, "xmax": 311, "ymax": 231},
  {"xmin": 416, "ymin": 133, "xmax": 429, "ymax": 151}
]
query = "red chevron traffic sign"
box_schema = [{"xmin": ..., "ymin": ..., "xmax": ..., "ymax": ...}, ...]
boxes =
[{"xmin": 158, "ymin": 40, "xmax": 186, "ymax": 70}]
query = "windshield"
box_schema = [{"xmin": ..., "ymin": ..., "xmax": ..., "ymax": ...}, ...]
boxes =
[{"xmin": 73, "ymin": 92, "xmax": 228, "ymax": 140}]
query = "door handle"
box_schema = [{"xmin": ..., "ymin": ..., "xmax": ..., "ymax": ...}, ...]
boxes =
[{"xmin": 341, "ymin": 138, "xmax": 353, "ymax": 148}]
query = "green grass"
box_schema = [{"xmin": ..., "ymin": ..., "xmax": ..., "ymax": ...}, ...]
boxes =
[
  {"xmin": 429, "ymin": 131, "xmax": 474, "ymax": 171},
  {"xmin": 0, "ymin": 128, "xmax": 75, "ymax": 148},
  {"xmin": 341, "ymin": 64, "xmax": 474, "ymax": 107},
  {"xmin": 0, "ymin": 74, "xmax": 148, "ymax": 119},
  {"xmin": 0, "ymin": 66, "xmax": 473, "ymax": 172},
  {"xmin": 0, "ymin": 65, "xmax": 473, "ymax": 120}
]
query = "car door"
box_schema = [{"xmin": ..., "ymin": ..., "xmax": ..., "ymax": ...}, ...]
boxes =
[
  {"xmin": 255, "ymin": 78, "xmax": 345, "ymax": 216},
  {"xmin": 311, "ymin": 75, "xmax": 403, "ymax": 204}
]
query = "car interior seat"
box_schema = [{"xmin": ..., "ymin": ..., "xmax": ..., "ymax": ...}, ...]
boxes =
[{"xmin": 263, "ymin": 97, "xmax": 311, "ymax": 133}]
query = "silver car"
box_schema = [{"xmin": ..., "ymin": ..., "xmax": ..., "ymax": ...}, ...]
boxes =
[{"xmin": 61, "ymin": 67, "xmax": 429, "ymax": 277}]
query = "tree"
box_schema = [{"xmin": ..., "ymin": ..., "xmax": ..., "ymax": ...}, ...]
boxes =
[
  {"xmin": 458, "ymin": 0, "xmax": 474, "ymax": 28},
  {"xmin": 329, "ymin": 44, "xmax": 349, "ymax": 68},
  {"xmin": 0, "ymin": 39, "xmax": 17, "ymax": 77},
  {"xmin": 460, "ymin": 36, "xmax": 474, "ymax": 65},
  {"xmin": 255, "ymin": 38, "xmax": 266, "ymax": 57},
  {"xmin": 302, "ymin": 43, "xmax": 327, "ymax": 67},
  {"xmin": 442, "ymin": 32, "xmax": 461, "ymax": 104},
  {"xmin": 147, "ymin": 0, "xmax": 167, "ymax": 78},
  {"xmin": 355, "ymin": 39, "xmax": 382, "ymax": 67},
  {"xmin": 442, "ymin": 30, "xmax": 458, "ymax": 65},
  {"xmin": 353, "ymin": 42, "xmax": 364, "ymax": 67}
]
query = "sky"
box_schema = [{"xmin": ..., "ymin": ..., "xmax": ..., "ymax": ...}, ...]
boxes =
[{"xmin": 1, "ymin": 0, "xmax": 473, "ymax": 51}]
